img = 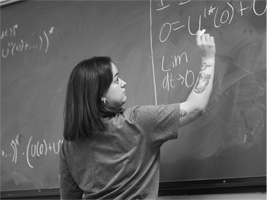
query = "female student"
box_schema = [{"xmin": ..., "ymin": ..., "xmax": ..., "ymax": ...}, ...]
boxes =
[{"xmin": 60, "ymin": 29, "xmax": 216, "ymax": 199}]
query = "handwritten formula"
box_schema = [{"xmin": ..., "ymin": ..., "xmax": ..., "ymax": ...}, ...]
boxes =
[
  {"xmin": 156, "ymin": 0, "xmax": 266, "ymax": 41},
  {"xmin": 2, "ymin": 134, "xmax": 63, "ymax": 169},
  {"xmin": 1, "ymin": 25, "xmax": 55, "ymax": 58}
]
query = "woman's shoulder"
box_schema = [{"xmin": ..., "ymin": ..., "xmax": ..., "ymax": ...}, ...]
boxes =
[
  {"xmin": 123, "ymin": 103, "xmax": 180, "ymax": 114},
  {"xmin": 120, "ymin": 103, "xmax": 180, "ymax": 121}
]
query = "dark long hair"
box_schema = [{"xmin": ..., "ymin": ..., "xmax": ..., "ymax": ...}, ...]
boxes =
[{"xmin": 63, "ymin": 56, "xmax": 120, "ymax": 141}]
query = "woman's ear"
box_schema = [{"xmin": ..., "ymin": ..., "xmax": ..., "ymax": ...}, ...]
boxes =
[{"xmin": 101, "ymin": 97, "xmax": 107, "ymax": 104}]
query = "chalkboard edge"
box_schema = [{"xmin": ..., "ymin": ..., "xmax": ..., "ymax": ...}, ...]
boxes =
[
  {"xmin": 1, "ymin": 176, "xmax": 266, "ymax": 199},
  {"xmin": 0, "ymin": 188, "xmax": 59, "ymax": 199},
  {"xmin": 0, "ymin": 0, "xmax": 24, "ymax": 7},
  {"xmin": 158, "ymin": 176, "xmax": 266, "ymax": 196}
]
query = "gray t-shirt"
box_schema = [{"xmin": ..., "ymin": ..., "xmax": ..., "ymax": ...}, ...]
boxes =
[{"xmin": 60, "ymin": 104, "xmax": 180, "ymax": 199}]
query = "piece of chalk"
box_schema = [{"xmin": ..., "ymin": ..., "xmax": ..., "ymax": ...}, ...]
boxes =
[{"xmin": 200, "ymin": 29, "xmax": 206, "ymax": 35}]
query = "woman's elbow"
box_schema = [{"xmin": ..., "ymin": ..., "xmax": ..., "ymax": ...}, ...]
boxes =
[{"xmin": 196, "ymin": 105, "xmax": 207, "ymax": 116}]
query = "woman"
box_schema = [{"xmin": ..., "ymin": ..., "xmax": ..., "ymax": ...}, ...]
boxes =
[{"xmin": 60, "ymin": 29, "xmax": 215, "ymax": 199}]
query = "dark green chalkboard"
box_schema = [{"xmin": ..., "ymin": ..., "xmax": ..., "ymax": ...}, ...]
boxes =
[{"xmin": 1, "ymin": 0, "xmax": 266, "ymax": 195}]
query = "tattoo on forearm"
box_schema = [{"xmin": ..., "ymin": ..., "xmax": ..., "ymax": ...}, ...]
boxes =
[
  {"xmin": 200, "ymin": 61, "xmax": 212, "ymax": 72},
  {"xmin": 194, "ymin": 73, "xmax": 211, "ymax": 93},
  {"xmin": 179, "ymin": 109, "xmax": 187, "ymax": 118}
]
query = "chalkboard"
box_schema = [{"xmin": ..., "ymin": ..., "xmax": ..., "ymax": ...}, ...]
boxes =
[{"xmin": 1, "ymin": 0, "xmax": 266, "ymax": 195}]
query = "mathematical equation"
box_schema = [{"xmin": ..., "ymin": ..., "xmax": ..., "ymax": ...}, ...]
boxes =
[
  {"xmin": 161, "ymin": 52, "xmax": 194, "ymax": 91},
  {"xmin": 156, "ymin": 0, "xmax": 266, "ymax": 41},
  {"xmin": 151, "ymin": 0, "xmax": 266, "ymax": 92},
  {"xmin": 1, "ymin": 134, "xmax": 63, "ymax": 169},
  {"xmin": 1, "ymin": 25, "xmax": 55, "ymax": 58}
]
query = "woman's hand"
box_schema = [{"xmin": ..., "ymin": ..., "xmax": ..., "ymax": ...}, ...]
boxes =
[{"xmin": 196, "ymin": 29, "xmax": 216, "ymax": 59}]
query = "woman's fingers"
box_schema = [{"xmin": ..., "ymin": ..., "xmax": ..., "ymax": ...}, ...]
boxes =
[
  {"xmin": 196, "ymin": 29, "xmax": 206, "ymax": 46},
  {"xmin": 196, "ymin": 29, "xmax": 216, "ymax": 57}
]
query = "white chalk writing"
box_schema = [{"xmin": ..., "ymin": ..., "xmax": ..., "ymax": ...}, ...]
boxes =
[
  {"xmin": 1, "ymin": 135, "xmax": 63, "ymax": 169},
  {"xmin": 0, "ymin": 24, "xmax": 18, "ymax": 40},
  {"xmin": 1, "ymin": 25, "xmax": 55, "ymax": 58}
]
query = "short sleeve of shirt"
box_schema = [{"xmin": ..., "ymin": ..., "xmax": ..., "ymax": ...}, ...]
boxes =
[{"xmin": 127, "ymin": 103, "xmax": 180, "ymax": 148}]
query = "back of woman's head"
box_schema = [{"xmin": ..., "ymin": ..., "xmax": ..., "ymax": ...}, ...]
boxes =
[{"xmin": 63, "ymin": 56, "xmax": 113, "ymax": 141}]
